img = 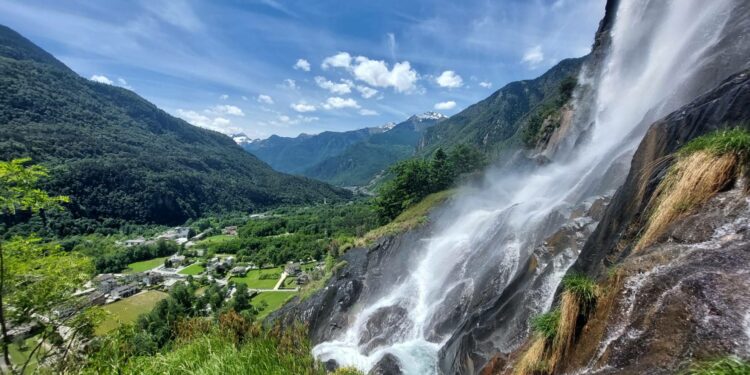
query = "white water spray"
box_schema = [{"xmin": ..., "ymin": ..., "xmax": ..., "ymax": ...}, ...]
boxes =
[{"xmin": 314, "ymin": 0, "xmax": 746, "ymax": 373}]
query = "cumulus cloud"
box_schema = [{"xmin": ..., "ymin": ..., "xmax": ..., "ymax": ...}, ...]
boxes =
[
  {"xmin": 257, "ymin": 94, "xmax": 274, "ymax": 104},
  {"xmin": 314, "ymin": 76, "xmax": 353, "ymax": 95},
  {"xmin": 351, "ymin": 57, "xmax": 418, "ymax": 93},
  {"xmin": 275, "ymin": 114, "xmax": 319, "ymax": 126},
  {"xmin": 212, "ymin": 104, "xmax": 245, "ymax": 116},
  {"xmin": 282, "ymin": 79, "xmax": 298, "ymax": 90},
  {"xmin": 434, "ymin": 100, "xmax": 456, "ymax": 110},
  {"xmin": 90, "ymin": 75, "xmax": 114, "ymax": 85},
  {"xmin": 436, "ymin": 71, "xmax": 463, "ymax": 88},
  {"xmin": 220, "ymin": 94, "xmax": 229, "ymax": 100},
  {"xmin": 322, "ymin": 97, "xmax": 359, "ymax": 110},
  {"xmin": 294, "ymin": 58, "xmax": 311, "ymax": 71},
  {"xmin": 176, "ymin": 109, "xmax": 238, "ymax": 134},
  {"xmin": 359, "ymin": 109, "xmax": 378, "ymax": 116},
  {"xmin": 356, "ymin": 85, "xmax": 378, "ymax": 99},
  {"xmin": 321, "ymin": 52, "xmax": 419, "ymax": 93},
  {"xmin": 521, "ymin": 45, "xmax": 544, "ymax": 67},
  {"xmin": 479, "ymin": 81, "xmax": 493, "ymax": 88},
  {"xmin": 290, "ymin": 101, "xmax": 317, "ymax": 112},
  {"xmin": 321, "ymin": 52, "xmax": 352, "ymax": 69}
]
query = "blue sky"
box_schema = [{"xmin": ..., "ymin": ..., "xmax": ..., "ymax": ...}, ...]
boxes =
[{"xmin": 0, "ymin": 0, "xmax": 604, "ymax": 138}]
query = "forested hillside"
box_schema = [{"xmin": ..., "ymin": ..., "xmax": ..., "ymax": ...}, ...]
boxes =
[
  {"xmin": 302, "ymin": 113, "xmax": 446, "ymax": 186},
  {"xmin": 0, "ymin": 25, "xmax": 349, "ymax": 231},
  {"xmin": 418, "ymin": 57, "xmax": 584, "ymax": 157}
]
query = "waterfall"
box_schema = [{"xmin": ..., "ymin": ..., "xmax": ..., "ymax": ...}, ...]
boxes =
[{"xmin": 313, "ymin": 0, "xmax": 748, "ymax": 373}]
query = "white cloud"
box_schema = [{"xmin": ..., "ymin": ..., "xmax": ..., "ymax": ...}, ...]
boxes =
[
  {"xmin": 282, "ymin": 79, "xmax": 298, "ymax": 90},
  {"xmin": 293, "ymin": 58, "xmax": 311, "ymax": 71},
  {"xmin": 241, "ymin": 96, "xmax": 248, "ymax": 101},
  {"xmin": 521, "ymin": 45, "xmax": 544, "ymax": 67},
  {"xmin": 90, "ymin": 75, "xmax": 114, "ymax": 85},
  {"xmin": 291, "ymin": 101, "xmax": 317, "ymax": 112},
  {"xmin": 176, "ymin": 109, "xmax": 239, "ymax": 134},
  {"xmin": 220, "ymin": 94, "xmax": 229, "ymax": 100},
  {"xmin": 212, "ymin": 104, "xmax": 245, "ymax": 117},
  {"xmin": 434, "ymin": 100, "xmax": 456, "ymax": 110},
  {"xmin": 479, "ymin": 81, "xmax": 493, "ymax": 88},
  {"xmin": 257, "ymin": 94, "xmax": 274, "ymax": 104},
  {"xmin": 356, "ymin": 85, "xmax": 378, "ymax": 99},
  {"xmin": 322, "ymin": 97, "xmax": 360, "ymax": 110},
  {"xmin": 321, "ymin": 52, "xmax": 352, "ymax": 69},
  {"xmin": 314, "ymin": 76, "xmax": 352, "ymax": 95},
  {"xmin": 321, "ymin": 53, "xmax": 419, "ymax": 93},
  {"xmin": 116, "ymin": 77, "xmax": 132, "ymax": 89},
  {"xmin": 359, "ymin": 109, "xmax": 378, "ymax": 116},
  {"xmin": 436, "ymin": 70, "xmax": 463, "ymax": 88},
  {"xmin": 351, "ymin": 57, "xmax": 418, "ymax": 93}
]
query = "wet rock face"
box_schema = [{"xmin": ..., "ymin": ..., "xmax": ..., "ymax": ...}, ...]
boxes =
[
  {"xmin": 368, "ymin": 354, "xmax": 403, "ymax": 375},
  {"xmin": 359, "ymin": 306, "xmax": 413, "ymax": 355},
  {"xmin": 578, "ymin": 186, "xmax": 750, "ymax": 374}
]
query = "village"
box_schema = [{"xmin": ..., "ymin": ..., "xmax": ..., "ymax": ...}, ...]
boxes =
[{"xmin": 73, "ymin": 225, "xmax": 321, "ymax": 335}]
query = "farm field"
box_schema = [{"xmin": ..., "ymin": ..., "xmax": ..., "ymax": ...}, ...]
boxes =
[{"xmin": 97, "ymin": 290, "xmax": 169, "ymax": 334}]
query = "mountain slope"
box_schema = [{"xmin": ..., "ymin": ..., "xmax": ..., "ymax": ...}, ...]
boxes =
[
  {"xmin": 0, "ymin": 25, "xmax": 349, "ymax": 227},
  {"xmin": 241, "ymin": 127, "xmax": 380, "ymax": 174},
  {"xmin": 302, "ymin": 113, "xmax": 446, "ymax": 186},
  {"xmin": 418, "ymin": 57, "xmax": 584, "ymax": 158}
]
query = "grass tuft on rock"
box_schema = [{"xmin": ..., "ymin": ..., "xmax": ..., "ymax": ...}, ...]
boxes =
[
  {"xmin": 531, "ymin": 309, "xmax": 561, "ymax": 340},
  {"xmin": 678, "ymin": 128, "xmax": 750, "ymax": 160},
  {"xmin": 685, "ymin": 356, "xmax": 750, "ymax": 375},
  {"xmin": 562, "ymin": 273, "xmax": 598, "ymax": 304},
  {"xmin": 514, "ymin": 337, "xmax": 548, "ymax": 375}
]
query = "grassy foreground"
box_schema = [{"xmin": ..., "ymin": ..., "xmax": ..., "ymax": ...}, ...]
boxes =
[{"xmin": 125, "ymin": 257, "xmax": 168, "ymax": 273}]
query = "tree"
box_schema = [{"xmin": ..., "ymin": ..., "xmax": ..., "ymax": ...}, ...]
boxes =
[
  {"xmin": 0, "ymin": 158, "xmax": 100, "ymax": 373},
  {"xmin": 430, "ymin": 148, "xmax": 453, "ymax": 191}
]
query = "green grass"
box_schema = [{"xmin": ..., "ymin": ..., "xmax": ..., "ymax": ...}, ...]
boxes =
[
  {"xmin": 282, "ymin": 276, "xmax": 297, "ymax": 288},
  {"xmin": 251, "ymin": 292, "xmax": 295, "ymax": 320},
  {"xmin": 230, "ymin": 267, "xmax": 283, "ymax": 289},
  {"xmin": 178, "ymin": 263, "xmax": 205, "ymax": 275},
  {"xmin": 562, "ymin": 273, "xmax": 598, "ymax": 304},
  {"xmin": 358, "ymin": 189, "xmax": 454, "ymax": 246},
  {"xmin": 8, "ymin": 335, "xmax": 42, "ymax": 372},
  {"xmin": 531, "ymin": 309, "xmax": 561, "ymax": 340},
  {"xmin": 97, "ymin": 290, "xmax": 169, "ymax": 334},
  {"xmin": 120, "ymin": 325, "xmax": 325, "ymax": 375},
  {"xmin": 678, "ymin": 128, "xmax": 750, "ymax": 159},
  {"xmin": 125, "ymin": 257, "xmax": 167, "ymax": 273},
  {"xmin": 685, "ymin": 356, "xmax": 750, "ymax": 375},
  {"xmin": 199, "ymin": 235, "xmax": 235, "ymax": 245}
]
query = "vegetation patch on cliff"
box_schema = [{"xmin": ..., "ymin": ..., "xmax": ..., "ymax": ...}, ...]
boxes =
[{"xmin": 636, "ymin": 129, "xmax": 750, "ymax": 251}]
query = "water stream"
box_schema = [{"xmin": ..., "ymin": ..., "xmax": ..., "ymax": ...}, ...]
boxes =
[{"xmin": 313, "ymin": 1, "xmax": 747, "ymax": 373}]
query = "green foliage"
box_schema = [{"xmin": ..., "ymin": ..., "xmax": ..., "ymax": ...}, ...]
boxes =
[
  {"xmin": 678, "ymin": 128, "xmax": 750, "ymax": 161},
  {"xmin": 375, "ymin": 145, "xmax": 484, "ymax": 221},
  {"xmin": 0, "ymin": 26, "xmax": 349, "ymax": 235},
  {"xmin": 531, "ymin": 309, "xmax": 561, "ymax": 340},
  {"xmin": 685, "ymin": 357, "xmax": 750, "ymax": 375},
  {"xmin": 562, "ymin": 273, "xmax": 598, "ymax": 304},
  {"xmin": 520, "ymin": 75, "xmax": 578, "ymax": 148},
  {"xmin": 77, "ymin": 238, "xmax": 179, "ymax": 274},
  {"xmin": 334, "ymin": 367, "xmax": 366, "ymax": 375},
  {"xmin": 0, "ymin": 158, "xmax": 68, "ymax": 214},
  {"xmin": 420, "ymin": 58, "xmax": 584, "ymax": 157}
]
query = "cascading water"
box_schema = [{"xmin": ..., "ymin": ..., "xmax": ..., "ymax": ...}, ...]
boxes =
[{"xmin": 313, "ymin": 0, "xmax": 749, "ymax": 373}]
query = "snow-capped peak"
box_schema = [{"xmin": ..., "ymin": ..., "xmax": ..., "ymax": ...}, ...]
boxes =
[
  {"xmin": 231, "ymin": 133, "xmax": 258, "ymax": 145},
  {"xmin": 414, "ymin": 111, "xmax": 447, "ymax": 121},
  {"xmin": 381, "ymin": 122, "xmax": 397, "ymax": 131}
]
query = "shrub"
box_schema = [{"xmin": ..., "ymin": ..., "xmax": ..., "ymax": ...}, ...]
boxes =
[
  {"xmin": 531, "ymin": 309, "xmax": 561, "ymax": 340},
  {"xmin": 334, "ymin": 367, "xmax": 365, "ymax": 375}
]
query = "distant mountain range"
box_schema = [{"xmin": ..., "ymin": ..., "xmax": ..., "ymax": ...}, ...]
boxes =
[
  {"xmin": 0, "ymin": 25, "xmax": 349, "ymax": 228},
  {"xmin": 239, "ymin": 112, "xmax": 447, "ymax": 186}
]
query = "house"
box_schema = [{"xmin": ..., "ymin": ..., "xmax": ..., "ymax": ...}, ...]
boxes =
[
  {"xmin": 87, "ymin": 291, "xmax": 106, "ymax": 306},
  {"xmin": 142, "ymin": 272, "xmax": 163, "ymax": 287},
  {"xmin": 222, "ymin": 226, "xmax": 238, "ymax": 236},
  {"xmin": 284, "ymin": 262, "xmax": 301, "ymax": 276},
  {"xmin": 169, "ymin": 255, "xmax": 187, "ymax": 267},
  {"xmin": 95, "ymin": 274, "xmax": 118, "ymax": 293},
  {"xmin": 230, "ymin": 266, "xmax": 248, "ymax": 277},
  {"xmin": 296, "ymin": 272, "xmax": 310, "ymax": 286},
  {"xmin": 124, "ymin": 239, "xmax": 146, "ymax": 247},
  {"xmin": 225, "ymin": 256, "xmax": 235, "ymax": 266},
  {"xmin": 111, "ymin": 284, "xmax": 139, "ymax": 299},
  {"xmin": 163, "ymin": 278, "xmax": 183, "ymax": 290}
]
